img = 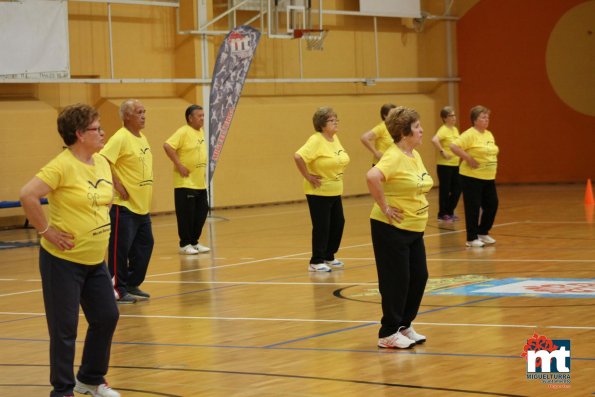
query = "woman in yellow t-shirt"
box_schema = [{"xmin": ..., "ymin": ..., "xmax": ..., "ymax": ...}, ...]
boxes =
[
  {"xmin": 360, "ymin": 103, "xmax": 397, "ymax": 165},
  {"xmin": 431, "ymin": 106, "xmax": 461, "ymax": 221},
  {"xmin": 450, "ymin": 105, "xmax": 499, "ymax": 248},
  {"xmin": 20, "ymin": 104, "xmax": 121, "ymax": 397},
  {"xmin": 294, "ymin": 107, "xmax": 350, "ymax": 272},
  {"xmin": 367, "ymin": 107, "xmax": 433, "ymax": 349}
]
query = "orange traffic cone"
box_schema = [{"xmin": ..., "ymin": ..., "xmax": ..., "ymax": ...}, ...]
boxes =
[{"xmin": 585, "ymin": 178, "xmax": 595, "ymax": 206}]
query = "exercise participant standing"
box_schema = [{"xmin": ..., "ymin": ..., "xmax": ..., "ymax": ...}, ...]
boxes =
[
  {"xmin": 450, "ymin": 105, "xmax": 499, "ymax": 248},
  {"xmin": 294, "ymin": 107, "xmax": 350, "ymax": 272},
  {"xmin": 360, "ymin": 103, "xmax": 397, "ymax": 165},
  {"xmin": 366, "ymin": 107, "xmax": 433, "ymax": 349},
  {"xmin": 163, "ymin": 105, "xmax": 211, "ymax": 255},
  {"xmin": 431, "ymin": 106, "xmax": 461, "ymax": 221},
  {"xmin": 101, "ymin": 99, "xmax": 154, "ymax": 303},
  {"xmin": 20, "ymin": 104, "xmax": 120, "ymax": 397}
]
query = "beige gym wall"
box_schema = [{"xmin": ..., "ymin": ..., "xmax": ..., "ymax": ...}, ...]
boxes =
[{"xmin": 0, "ymin": 0, "xmax": 459, "ymax": 224}]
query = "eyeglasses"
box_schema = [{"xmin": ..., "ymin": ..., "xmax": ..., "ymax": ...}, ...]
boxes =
[
  {"xmin": 85, "ymin": 127, "xmax": 103, "ymax": 133},
  {"xmin": 447, "ymin": 114, "xmax": 456, "ymax": 118},
  {"xmin": 327, "ymin": 118, "xmax": 339, "ymax": 123}
]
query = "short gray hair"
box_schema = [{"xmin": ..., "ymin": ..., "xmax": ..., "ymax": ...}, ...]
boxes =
[{"xmin": 119, "ymin": 99, "xmax": 139, "ymax": 120}]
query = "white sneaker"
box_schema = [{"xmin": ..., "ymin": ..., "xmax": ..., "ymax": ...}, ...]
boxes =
[
  {"xmin": 465, "ymin": 239, "xmax": 485, "ymax": 248},
  {"xmin": 401, "ymin": 325, "xmax": 426, "ymax": 344},
  {"xmin": 193, "ymin": 243, "xmax": 211, "ymax": 253},
  {"xmin": 179, "ymin": 244, "xmax": 199, "ymax": 255},
  {"xmin": 478, "ymin": 234, "xmax": 496, "ymax": 244},
  {"xmin": 74, "ymin": 380, "xmax": 120, "ymax": 397},
  {"xmin": 378, "ymin": 328, "xmax": 416, "ymax": 349},
  {"xmin": 308, "ymin": 263, "xmax": 332, "ymax": 272},
  {"xmin": 324, "ymin": 259, "xmax": 344, "ymax": 268}
]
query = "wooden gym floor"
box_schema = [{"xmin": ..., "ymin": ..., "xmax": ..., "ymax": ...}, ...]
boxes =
[{"xmin": 0, "ymin": 184, "xmax": 594, "ymax": 396}]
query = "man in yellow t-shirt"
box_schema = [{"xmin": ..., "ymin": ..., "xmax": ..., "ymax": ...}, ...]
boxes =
[
  {"xmin": 100, "ymin": 99, "xmax": 154, "ymax": 303},
  {"xmin": 163, "ymin": 105, "xmax": 211, "ymax": 255},
  {"xmin": 360, "ymin": 103, "xmax": 397, "ymax": 165}
]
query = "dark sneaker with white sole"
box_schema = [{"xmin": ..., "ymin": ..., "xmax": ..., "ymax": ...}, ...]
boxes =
[
  {"xmin": 116, "ymin": 293, "xmax": 137, "ymax": 304},
  {"xmin": 126, "ymin": 287, "xmax": 150, "ymax": 300}
]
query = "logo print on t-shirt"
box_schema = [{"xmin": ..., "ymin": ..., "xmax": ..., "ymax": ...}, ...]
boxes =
[
  {"xmin": 87, "ymin": 179, "xmax": 112, "ymax": 224},
  {"xmin": 138, "ymin": 147, "xmax": 153, "ymax": 184},
  {"xmin": 416, "ymin": 172, "xmax": 432, "ymax": 197},
  {"xmin": 416, "ymin": 171, "xmax": 431, "ymax": 215},
  {"xmin": 334, "ymin": 149, "xmax": 349, "ymax": 166},
  {"xmin": 485, "ymin": 140, "xmax": 498, "ymax": 168},
  {"xmin": 195, "ymin": 138, "xmax": 206, "ymax": 169}
]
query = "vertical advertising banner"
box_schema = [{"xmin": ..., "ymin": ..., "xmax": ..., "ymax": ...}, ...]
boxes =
[{"xmin": 208, "ymin": 25, "xmax": 261, "ymax": 183}]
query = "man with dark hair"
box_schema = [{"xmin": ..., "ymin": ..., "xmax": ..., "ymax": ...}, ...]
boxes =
[{"xmin": 163, "ymin": 105, "xmax": 210, "ymax": 255}]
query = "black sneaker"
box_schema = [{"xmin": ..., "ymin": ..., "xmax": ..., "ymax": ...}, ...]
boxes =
[
  {"xmin": 117, "ymin": 293, "xmax": 137, "ymax": 304},
  {"xmin": 127, "ymin": 287, "xmax": 150, "ymax": 299}
]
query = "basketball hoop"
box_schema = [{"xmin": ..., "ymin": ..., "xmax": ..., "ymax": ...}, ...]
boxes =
[{"xmin": 292, "ymin": 29, "xmax": 328, "ymax": 51}]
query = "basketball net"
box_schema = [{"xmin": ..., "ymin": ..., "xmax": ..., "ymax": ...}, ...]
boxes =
[{"xmin": 293, "ymin": 29, "xmax": 328, "ymax": 51}]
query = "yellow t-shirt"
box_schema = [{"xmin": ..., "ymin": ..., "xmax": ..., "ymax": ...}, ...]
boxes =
[
  {"xmin": 165, "ymin": 125, "xmax": 207, "ymax": 189},
  {"xmin": 370, "ymin": 145, "xmax": 434, "ymax": 232},
  {"xmin": 37, "ymin": 150, "xmax": 113, "ymax": 265},
  {"xmin": 453, "ymin": 127, "xmax": 499, "ymax": 180},
  {"xmin": 100, "ymin": 127, "xmax": 153, "ymax": 214},
  {"xmin": 371, "ymin": 121, "xmax": 394, "ymax": 162},
  {"xmin": 296, "ymin": 133, "xmax": 350, "ymax": 196},
  {"xmin": 435, "ymin": 124, "xmax": 460, "ymax": 166}
]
